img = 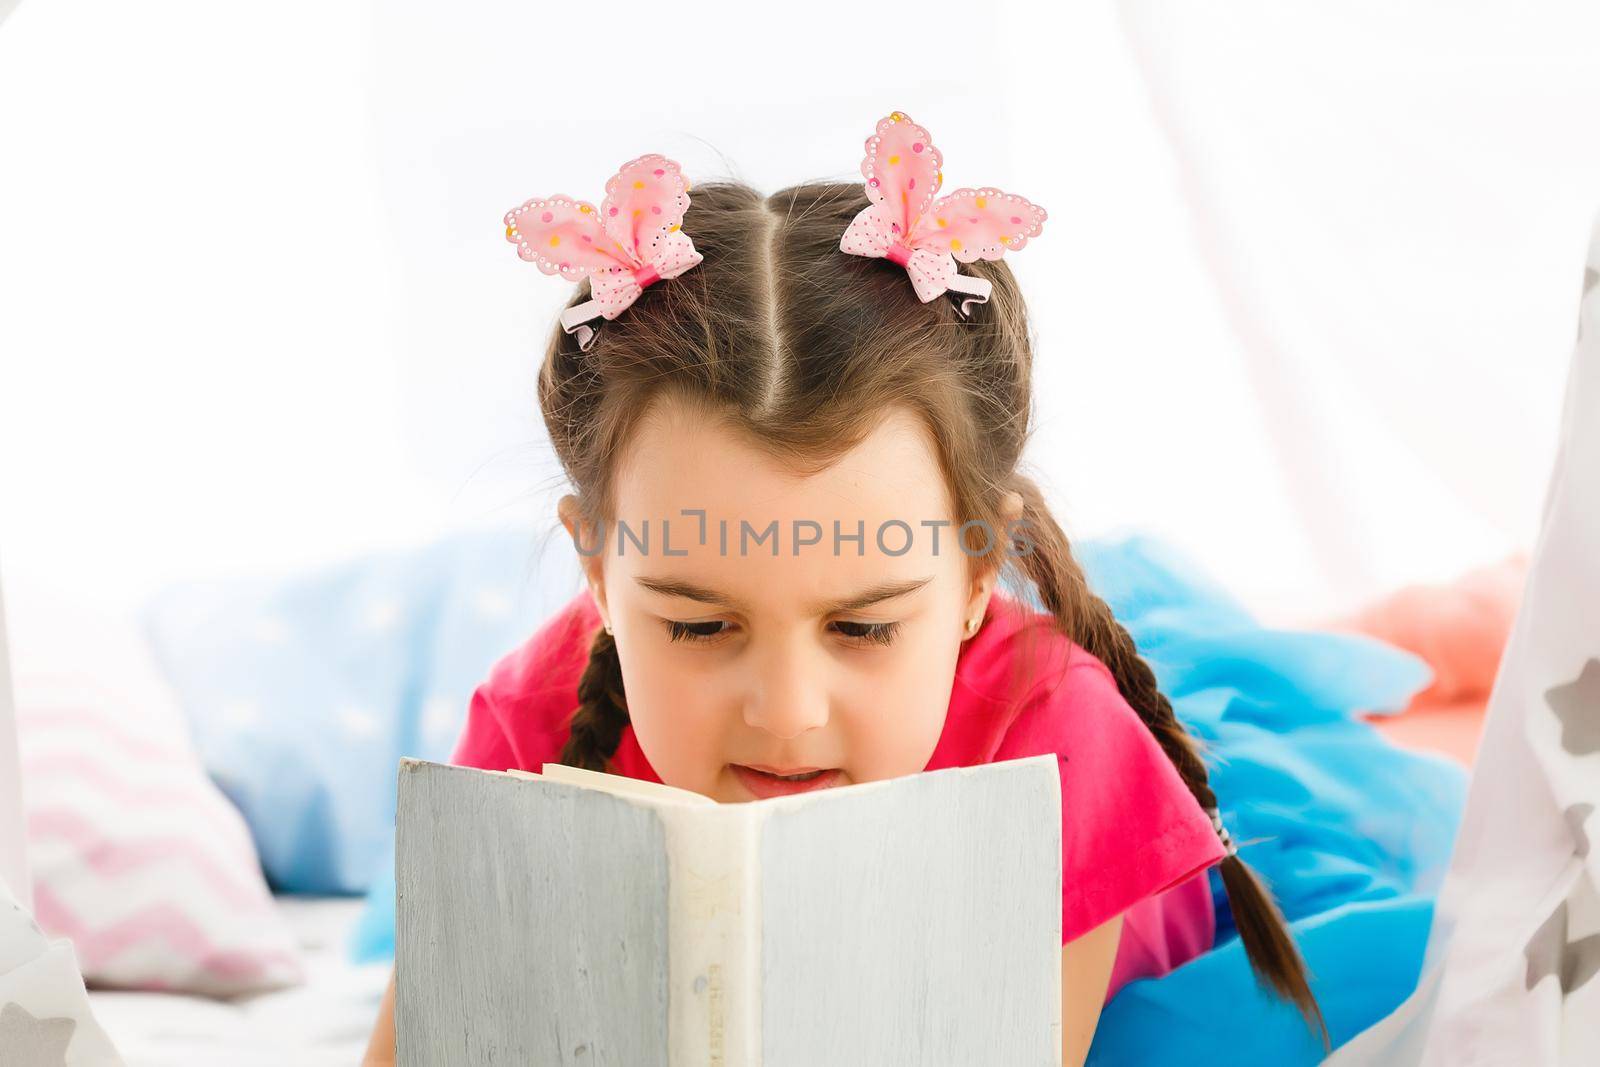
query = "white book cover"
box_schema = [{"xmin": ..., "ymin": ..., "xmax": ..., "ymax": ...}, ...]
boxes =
[{"xmin": 396, "ymin": 753, "xmax": 1062, "ymax": 1066}]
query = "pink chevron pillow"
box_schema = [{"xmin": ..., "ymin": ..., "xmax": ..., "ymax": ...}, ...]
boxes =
[{"xmin": 8, "ymin": 577, "xmax": 304, "ymax": 997}]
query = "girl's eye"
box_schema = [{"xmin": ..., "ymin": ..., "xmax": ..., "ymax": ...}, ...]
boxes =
[
  {"xmin": 662, "ymin": 619, "xmax": 901, "ymax": 647},
  {"xmin": 664, "ymin": 619, "xmax": 728, "ymax": 643},
  {"xmin": 831, "ymin": 620, "xmax": 901, "ymax": 647}
]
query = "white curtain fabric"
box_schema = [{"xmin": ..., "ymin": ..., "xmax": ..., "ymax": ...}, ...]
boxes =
[
  {"xmin": 1100, "ymin": 1, "xmax": 1600, "ymax": 619},
  {"xmin": 1327, "ymin": 215, "xmax": 1600, "ymax": 1065},
  {"xmin": 0, "ymin": 576, "xmax": 26, "ymax": 914},
  {"xmin": 0, "ymin": 19, "xmax": 22, "ymax": 909},
  {"xmin": 2, "ymin": 2, "xmax": 1597, "ymax": 620}
]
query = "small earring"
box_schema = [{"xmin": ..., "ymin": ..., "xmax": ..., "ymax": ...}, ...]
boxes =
[
  {"xmin": 604, "ymin": 622, "xmax": 614, "ymax": 635},
  {"xmin": 964, "ymin": 617, "xmax": 980, "ymax": 636}
]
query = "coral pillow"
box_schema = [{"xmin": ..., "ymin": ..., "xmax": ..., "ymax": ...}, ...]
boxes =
[
  {"xmin": 1324, "ymin": 553, "xmax": 1527, "ymax": 766},
  {"xmin": 9, "ymin": 576, "xmax": 303, "ymax": 997}
]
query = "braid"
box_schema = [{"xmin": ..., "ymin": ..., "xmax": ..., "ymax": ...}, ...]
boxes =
[
  {"xmin": 1009, "ymin": 477, "xmax": 1328, "ymax": 1048},
  {"xmin": 558, "ymin": 625, "xmax": 631, "ymax": 772}
]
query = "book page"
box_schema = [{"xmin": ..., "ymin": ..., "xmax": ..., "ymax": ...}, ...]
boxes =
[
  {"xmin": 539, "ymin": 762, "xmax": 716, "ymax": 807},
  {"xmin": 757, "ymin": 753, "xmax": 1061, "ymax": 1063}
]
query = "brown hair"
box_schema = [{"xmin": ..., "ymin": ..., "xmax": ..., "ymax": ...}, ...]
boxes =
[{"xmin": 542, "ymin": 178, "xmax": 1325, "ymax": 1042}]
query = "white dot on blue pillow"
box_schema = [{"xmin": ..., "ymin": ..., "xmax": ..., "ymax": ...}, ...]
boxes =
[
  {"xmin": 220, "ymin": 701, "xmax": 261, "ymax": 729},
  {"xmin": 360, "ymin": 599, "xmax": 401, "ymax": 632},
  {"xmin": 423, "ymin": 696, "xmax": 459, "ymax": 741},
  {"xmin": 473, "ymin": 588, "xmax": 513, "ymax": 620},
  {"xmin": 250, "ymin": 615, "xmax": 290, "ymax": 644},
  {"xmin": 337, "ymin": 706, "xmax": 382, "ymax": 739}
]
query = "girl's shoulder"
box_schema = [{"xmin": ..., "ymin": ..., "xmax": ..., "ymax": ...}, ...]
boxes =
[
  {"xmin": 479, "ymin": 584, "xmax": 602, "ymax": 713},
  {"xmin": 946, "ymin": 589, "xmax": 1201, "ymax": 801},
  {"xmin": 935, "ymin": 588, "xmax": 1131, "ymax": 764},
  {"xmin": 944, "ymin": 590, "xmax": 1224, "ymax": 952}
]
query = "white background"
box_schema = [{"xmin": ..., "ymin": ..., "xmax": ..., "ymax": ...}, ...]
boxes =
[{"xmin": 2, "ymin": 0, "xmax": 1598, "ymax": 624}]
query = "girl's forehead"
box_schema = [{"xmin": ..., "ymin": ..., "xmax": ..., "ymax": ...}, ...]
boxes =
[
  {"xmin": 614, "ymin": 401, "xmax": 956, "ymax": 528},
  {"xmin": 616, "ymin": 549, "xmax": 953, "ymax": 620},
  {"xmin": 602, "ymin": 403, "xmax": 976, "ymax": 604}
]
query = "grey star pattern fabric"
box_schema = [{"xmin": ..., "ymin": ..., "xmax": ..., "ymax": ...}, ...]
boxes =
[
  {"xmin": 0, "ymin": 1002, "xmax": 77, "ymax": 1066},
  {"xmin": 1545, "ymin": 658, "xmax": 1600, "ymax": 756},
  {"xmin": 1584, "ymin": 269, "xmax": 1597, "ymax": 342},
  {"xmin": 1523, "ymin": 902, "xmax": 1600, "ymax": 997},
  {"xmin": 1566, "ymin": 803, "xmax": 1594, "ymax": 860}
]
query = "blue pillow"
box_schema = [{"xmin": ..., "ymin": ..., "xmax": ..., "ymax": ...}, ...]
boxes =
[
  {"xmin": 351, "ymin": 842, "xmax": 400, "ymax": 961},
  {"xmin": 141, "ymin": 523, "xmax": 583, "ymax": 894},
  {"xmin": 1076, "ymin": 535, "xmax": 1464, "ymax": 1063}
]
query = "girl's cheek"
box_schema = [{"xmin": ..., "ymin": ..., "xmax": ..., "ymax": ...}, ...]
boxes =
[
  {"xmin": 632, "ymin": 706, "xmax": 711, "ymax": 789},
  {"xmin": 835, "ymin": 650, "xmax": 958, "ymax": 782},
  {"xmin": 621, "ymin": 645, "xmax": 732, "ymax": 790},
  {"xmin": 845, "ymin": 697, "xmax": 947, "ymax": 780}
]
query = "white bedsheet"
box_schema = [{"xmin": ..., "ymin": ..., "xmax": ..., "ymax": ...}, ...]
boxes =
[{"xmin": 86, "ymin": 896, "xmax": 390, "ymax": 1067}]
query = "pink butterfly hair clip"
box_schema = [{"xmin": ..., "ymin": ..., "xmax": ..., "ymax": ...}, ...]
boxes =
[
  {"xmin": 504, "ymin": 153, "xmax": 702, "ymax": 351},
  {"xmin": 839, "ymin": 111, "xmax": 1047, "ymax": 316}
]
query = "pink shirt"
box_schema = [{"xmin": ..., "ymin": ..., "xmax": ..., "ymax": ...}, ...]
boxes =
[{"xmin": 451, "ymin": 586, "xmax": 1224, "ymax": 1002}]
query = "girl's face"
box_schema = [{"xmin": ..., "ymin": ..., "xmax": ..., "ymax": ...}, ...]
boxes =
[{"xmin": 561, "ymin": 396, "xmax": 1013, "ymax": 803}]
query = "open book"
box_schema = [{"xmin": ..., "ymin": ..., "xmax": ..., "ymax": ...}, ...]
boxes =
[{"xmin": 395, "ymin": 754, "xmax": 1062, "ymax": 1066}]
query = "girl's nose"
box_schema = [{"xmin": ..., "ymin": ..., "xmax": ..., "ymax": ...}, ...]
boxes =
[{"xmin": 742, "ymin": 638, "xmax": 830, "ymax": 739}]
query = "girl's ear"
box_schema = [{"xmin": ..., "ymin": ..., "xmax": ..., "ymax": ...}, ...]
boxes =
[
  {"xmin": 962, "ymin": 577, "xmax": 996, "ymax": 639},
  {"xmin": 559, "ymin": 493, "xmax": 613, "ymax": 629},
  {"xmin": 962, "ymin": 490, "xmax": 1025, "ymax": 635},
  {"xmin": 963, "ymin": 565, "xmax": 1002, "ymax": 634}
]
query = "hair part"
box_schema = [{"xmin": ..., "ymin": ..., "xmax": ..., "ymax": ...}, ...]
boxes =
[{"xmin": 548, "ymin": 178, "xmax": 1326, "ymax": 1043}]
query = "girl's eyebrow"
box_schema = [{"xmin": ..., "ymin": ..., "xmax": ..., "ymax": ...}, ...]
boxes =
[{"xmin": 634, "ymin": 575, "xmax": 934, "ymax": 615}]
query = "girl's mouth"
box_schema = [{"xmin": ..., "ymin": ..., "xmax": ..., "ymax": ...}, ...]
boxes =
[{"xmin": 731, "ymin": 763, "xmax": 844, "ymax": 799}]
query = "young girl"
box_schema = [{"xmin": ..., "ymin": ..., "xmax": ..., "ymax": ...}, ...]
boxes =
[{"xmin": 364, "ymin": 110, "xmax": 1326, "ymax": 1065}]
